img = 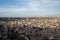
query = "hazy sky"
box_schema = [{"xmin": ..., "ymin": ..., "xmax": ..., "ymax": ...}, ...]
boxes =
[{"xmin": 0, "ymin": 0, "xmax": 60, "ymax": 17}]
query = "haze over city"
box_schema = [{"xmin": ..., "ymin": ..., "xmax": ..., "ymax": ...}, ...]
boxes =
[
  {"xmin": 0, "ymin": 0, "xmax": 60, "ymax": 17},
  {"xmin": 0, "ymin": 0, "xmax": 60, "ymax": 40}
]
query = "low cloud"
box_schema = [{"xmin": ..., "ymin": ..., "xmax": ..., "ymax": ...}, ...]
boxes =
[{"xmin": 0, "ymin": 0, "xmax": 60, "ymax": 17}]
